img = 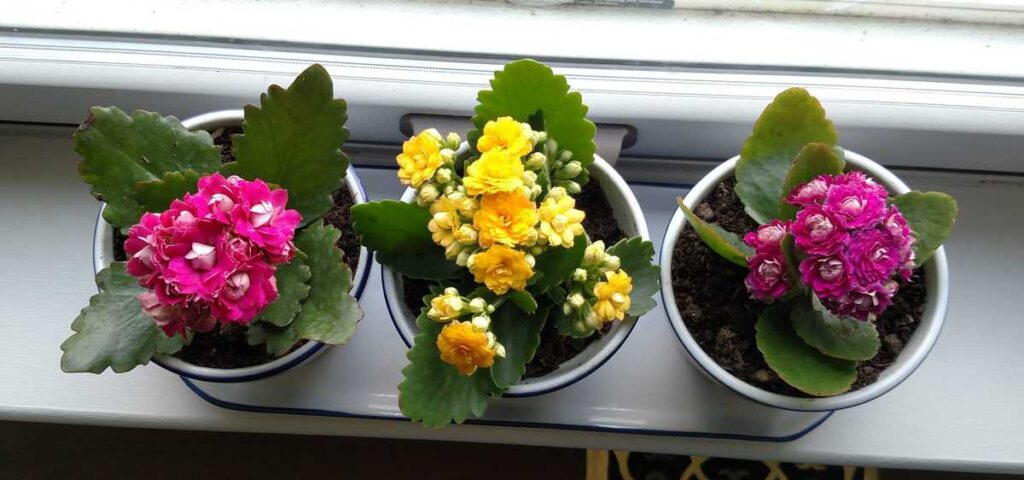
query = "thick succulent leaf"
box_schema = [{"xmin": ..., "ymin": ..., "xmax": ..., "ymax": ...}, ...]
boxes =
[
  {"xmin": 257, "ymin": 222, "xmax": 362, "ymax": 355},
  {"xmin": 222, "ymin": 64, "xmax": 349, "ymax": 226},
  {"xmin": 74, "ymin": 107, "xmax": 221, "ymax": 228},
  {"xmin": 778, "ymin": 143, "xmax": 845, "ymax": 220},
  {"xmin": 755, "ymin": 304, "xmax": 857, "ymax": 396},
  {"xmin": 676, "ymin": 197, "xmax": 752, "ymax": 268},
  {"xmin": 791, "ymin": 294, "xmax": 880, "ymax": 361},
  {"xmin": 490, "ymin": 303, "xmax": 550, "ymax": 389},
  {"xmin": 606, "ymin": 236, "xmax": 661, "ymax": 317},
  {"xmin": 398, "ymin": 313, "xmax": 502, "ymax": 427},
  {"xmin": 507, "ymin": 290, "xmax": 538, "ymax": 314},
  {"xmin": 530, "ymin": 235, "xmax": 587, "ymax": 294},
  {"xmin": 736, "ymin": 88, "xmax": 838, "ymax": 223},
  {"xmin": 60, "ymin": 263, "xmax": 185, "ymax": 373},
  {"xmin": 351, "ymin": 200, "xmax": 459, "ymax": 280},
  {"xmin": 255, "ymin": 259, "xmax": 312, "ymax": 328},
  {"xmin": 892, "ymin": 191, "xmax": 958, "ymax": 266},
  {"xmin": 470, "ymin": 59, "xmax": 597, "ymax": 167},
  {"xmin": 133, "ymin": 170, "xmax": 202, "ymax": 215}
]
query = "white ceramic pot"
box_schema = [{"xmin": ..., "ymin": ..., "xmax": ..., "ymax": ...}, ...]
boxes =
[
  {"xmin": 92, "ymin": 110, "xmax": 372, "ymax": 383},
  {"xmin": 383, "ymin": 154, "xmax": 649, "ymax": 397},
  {"xmin": 660, "ymin": 151, "xmax": 949, "ymax": 411}
]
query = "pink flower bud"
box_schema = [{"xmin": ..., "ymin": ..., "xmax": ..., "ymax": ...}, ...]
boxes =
[
  {"xmin": 743, "ymin": 219, "xmax": 790, "ymax": 252},
  {"xmin": 787, "ymin": 176, "xmax": 831, "ymax": 206}
]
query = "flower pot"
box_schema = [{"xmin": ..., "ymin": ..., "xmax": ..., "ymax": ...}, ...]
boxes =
[
  {"xmin": 660, "ymin": 151, "xmax": 949, "ymax": 411},
  {"xmin": 92, "ymin": 109, "xmax": 372, "ymax": 383},
  {"xmin": 384, "ymin": 154, "xmax": 648, "ymax": 397}
]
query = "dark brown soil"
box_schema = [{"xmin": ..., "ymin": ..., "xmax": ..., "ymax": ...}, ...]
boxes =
[
  {"xmin": 175, "ymin": 324, "xmax": 281, "ymax": 369},
  {"xmin": 324, "ymin": 186, "xmax": 362, "ymax": 273},
  {"xmin": 399, "ymin": 179, "xmax": 626, "ymax": 378},
  {"xmin": 209, "ymin": 126, "xmax": 241, "ymax": 164},
  {"xmin": 671, "ymin": 177, "xmax": 926, "ymax": 396}
]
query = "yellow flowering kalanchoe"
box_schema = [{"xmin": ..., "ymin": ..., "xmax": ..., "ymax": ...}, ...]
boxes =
[
  {"xmin": 397, "ymin": 129, "xmax": 448, "ymax": 187},
  {"xmin": 463, "ymin": 149, "xmax": 525, "ymax": 196},
  {"xmin": 473, "ymin": 191, "xmax": 539, "ymax": 248},
  {"xmin": 592, "ymin": 270, "xmax": 633, "ymax": 323},
  {"xmin": 436, "ymin": 320, "xmax": 496, "ymax": 376},
  {"xmin": 469, "ymin": 245, "xmax": 534, "ymax": 295},
  {"xmin": 476, "ymin": 116, "xmax": 535, "ymax": 158},
  {"xmin": 537, "ymin": 187, "xmax": 586, "ymax": 247}
]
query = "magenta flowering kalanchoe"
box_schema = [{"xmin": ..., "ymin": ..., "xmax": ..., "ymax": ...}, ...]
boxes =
[
  {"xmin": 124, "ymin": 173, "xmax": 301, "ymax": 336},
  {"xmin": 747, "ymin": 171, "xmax": 916, "ymax": 320}
]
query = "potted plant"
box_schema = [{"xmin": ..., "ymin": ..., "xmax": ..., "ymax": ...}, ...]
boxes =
[
  {"xmin": 661, "ymin": 88, "xmax": 958, "ymax": 410},
  {"xmin": 61, "ymin": 64, "xmax": 368, "ymax": 382},
  {"xmin": 354, "ymin": 59, "xmax": 660, "ymax": 426}
]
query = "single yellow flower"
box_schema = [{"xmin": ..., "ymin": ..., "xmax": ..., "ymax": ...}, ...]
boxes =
[
  {"xmin": 396, "ymin": 129, "xmax": 444, "ymax": 187},
  {"xmin": 473, "ymin": 191, "xmax": 539, "ymax": 248},
  {"xmin": 469, "ymin": 245, "xmax": 534, "ymax": 295},
  {"xmin": 463, "ymin": 149, "xmax": 525, "ymax": 196},
  {"xmin": 437, "ymin": 320, "xmax": 496, "ymax": 375},
  {"xmin": 476, "ymin": 116, "xmax": 534, "ymax": 158},
  {"xmin": 538, "ymin": 187, "xmax": 586, "ymax": 247},
  {"xmin": 427, "ymin": 194, "xmax": 462, "ymax": 248},
  {"xmin": 428, "ymin": 288, "xmax": 464, "ymax": 322},
  {"xmin": 593, "ymin": 270, "xmax": 633, "ymax": 322}
]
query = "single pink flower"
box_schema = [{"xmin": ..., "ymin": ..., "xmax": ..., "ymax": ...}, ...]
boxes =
[
  {"xmin": 792, "ymin": 204, "xmax": 848, "ymax": 256},
  {"xmin": 882, "ymin": 207, "xmax": 917, "ymax": 281},
  {"xmin": 229, "ymin": 179, "xmax": 301, "ymax": 263},
  {"xmin": 831, "ymin": 280, "xmax": 898, "ymax": 320},
  {"xmin": 787, "ymin": 176, "xmax": 831, "ymax": 206},
  {"xmin": 211, "ymin": 262, "xmax": 279, "ymax": 324},
  {"xmin": 124, "ymin": 213, "xmax": 163, "ymax": 287},
  {"xmin": 743, "ymin": 220, "xmax": 790, "ymax": 253},
  {"xmin": 824, "ymin": 181, "xmax": 887, "ymax": 229},
  {"xmin": 137, "ymin": 291, "xmax": 213, "ymax": 337},
  {"xmin": 831, "ymin": 171, "xmax": 889, "ymax": 199},
  {"xmin": 745, "ymin": 251, "xmax": 789, "ymax": 301},
  {"xmin": 846, "ymin": 229, "xmax": 901, "ymax": 287},
  {"xmin": 799, "ymin": 254, "xmax": 853, "ymax": 299}
]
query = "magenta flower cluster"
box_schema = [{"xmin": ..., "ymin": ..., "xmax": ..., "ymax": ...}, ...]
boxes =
[
  {"xmin": 744, "ymin": 172, "xmax": 916, "ymax": 320},
  {"xmin": 124, "ymin": 173, "xmax": 301, "ymax": 336}
]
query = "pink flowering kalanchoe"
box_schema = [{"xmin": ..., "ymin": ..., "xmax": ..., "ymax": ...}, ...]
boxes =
[
  {"xmin": 123, "ymin": 173, "xmax": 301, "ymax": 336},
  {"xmin": 742, "ymin": 171, "xmax": 918, "ymax": 320}
]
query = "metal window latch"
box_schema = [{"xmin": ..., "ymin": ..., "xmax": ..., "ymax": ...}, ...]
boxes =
[{"xmin": 400, "ymin": 114, "xmax": 636, "ymax": 165}]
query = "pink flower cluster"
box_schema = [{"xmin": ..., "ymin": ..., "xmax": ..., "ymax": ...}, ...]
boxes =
[
  {"xmin": 124, "ymin": 173, "xmax": 301, "ymax": 336},
  {"xmin": 745, "ymin": 172, "xmax": 916, "ymax": 320}
]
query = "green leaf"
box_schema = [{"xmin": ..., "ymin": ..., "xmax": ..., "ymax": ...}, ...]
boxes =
[
  {"xmin": 778, "ymin": 143, "xmax": 845, "ymax": 220},
  {"xmin": 398, "ymin": 313, "xmax": 502, "ymax": 427},
  {"xmin": 755, "ymin": 304, "xmax": 857, "ymax": 396},
  {"xmin": 606, "ymin": 236, "xmax": 661, "ymax": 317},
  {"xmin": 255, "ymin": 259, "xmax": 312, "ymax": 328},
  {"xmin": 892, "ymin": 191, "xmax": 958, "ymax": 266},
  {"xmin": 780, "ymin": 235, "xmax": 805, "ymax": 298},
  {"xmin": 257, "ymin": 222, "xmax": 363, "ymax": 356},
  {"xmin": 60, "ymin": 263, "xmax": 186, "ymax": 373},
  {"xmin": 222, "ymin": 64, "xmax": 350, "ymax": 226},
  {"xmin": 735, "ymin": 88, "xmax": 838, "ymax": 223},
  {"xmin": 490, "ymin": 303, "xmax": 551, "ymax": 389},
  {"xmin": 791, "ymin": 294, "xmax": 880, "ymax": 361},
  {"xmin": 507, "ymin": 290, "xmax": 538, "ymax": 314},
  {"xmin": 74, "ymin": 107, "xmax": 221, "ymax": 228},
  {"xmin": 470, "ymin": 59, "xmax": 597, "ymax": 167},
  {"xmin": 676, "ymin": 197, "xmax": 752, "ymax": 268},
  {"xmin": 133, "ymin": 169, "xmax": 202, "ymax": 215},
  {"xmin": 530, "ymin": 235, "xmax": 587, "ymax": 294},
  {"xmin": 351, "ymin": 200, "xmax": 460, "ymax": 281}
]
